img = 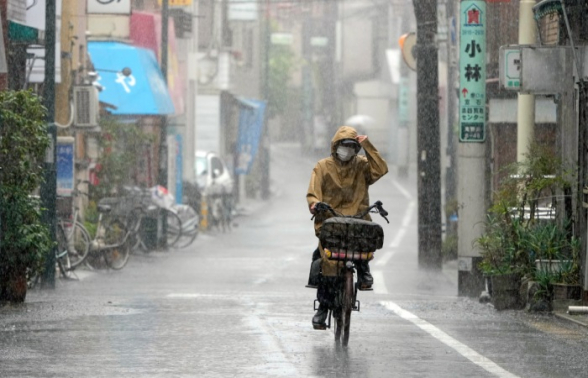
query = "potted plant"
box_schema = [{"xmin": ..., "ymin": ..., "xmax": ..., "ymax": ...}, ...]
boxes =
[
  {"xmin": 476, "ymin": 214, "xmax": 527, "ymax": 310},
  {"xmin": 0, "ymin": 90, "xmax": 52, "ymax": 303},
  {"xmin": 477, "ymin": 143, "xmax": 574, "ymax": 311}
]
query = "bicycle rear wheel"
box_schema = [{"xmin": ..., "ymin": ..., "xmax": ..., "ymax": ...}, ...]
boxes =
[
  {"xmin": 103, "ymin": 220, "xmax": 131, "ymax": 270},
  {"xmin": 59, "ymin": 220, "xmax": 91, "ymax": 268}
]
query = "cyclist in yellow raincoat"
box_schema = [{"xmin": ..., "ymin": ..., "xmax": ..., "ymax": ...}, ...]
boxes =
[{"xmin": 307, "ymin": 125, "xmax": 388, "ymax": 327}]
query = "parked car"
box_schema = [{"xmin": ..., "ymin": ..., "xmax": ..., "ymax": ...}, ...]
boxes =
[{"xmin": 195, "ymin": 150, "xmax": 234, "ymax": 197}]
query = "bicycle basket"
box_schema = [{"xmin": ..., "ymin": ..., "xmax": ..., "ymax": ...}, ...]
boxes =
[
  {"xmin": 98, "ymin": 196, "xmax": 139, "ymax": 217},
  {"xmin": 319, "ymin": 217, "xmax": 384, "ymax": 254}
]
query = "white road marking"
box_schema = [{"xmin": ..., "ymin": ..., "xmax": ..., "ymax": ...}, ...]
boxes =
[
  {"xmin": 375, "ymin": 248, "xmax": 397, "ymax": 267},
  {"xmin": 244, "ymin": 305, "xmax": 299, "ymax": 376},
  {"xmin": 376, "ymin": 200, "xmax": 414, "ymax": 267},
  {"xmin": 372, "ymin": 270, "xmax": 387, "ymax": 294},
  {"xmin": 402, "ymin": 200, "xmax": 416, "ymax": 227},
  {"xmin": 381, "ymin": 301, "xmax": 521, "ymax": 378},
  {"xmin": 167, "ymin": 293, "xmax": 214, "ymax": 298},
  {"xmin": 393, "ymin": 179, "xmax": 413, "ymax": 200},
  {"xmin": 389, "ymin": 228, "xmax": 406, "ymax": 248}
]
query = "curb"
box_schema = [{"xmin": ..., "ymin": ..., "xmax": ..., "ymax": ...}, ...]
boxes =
[{"xmin": 554, "ymin": 312, "xmax": 588, "ymax": 328}]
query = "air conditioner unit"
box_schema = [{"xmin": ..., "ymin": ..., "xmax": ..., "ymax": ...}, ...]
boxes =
[{"xmin": 73, "ymin": 85, "xmax": 99, "ymax": 127}]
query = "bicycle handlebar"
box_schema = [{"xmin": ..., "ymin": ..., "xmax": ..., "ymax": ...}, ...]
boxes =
[{"xmin": 311, "ymin": 201, "xmax": 390, "ymax": 224}]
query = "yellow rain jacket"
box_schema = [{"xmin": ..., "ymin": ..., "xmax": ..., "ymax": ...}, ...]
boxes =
[{"xmin": 306, "ymin": 126, "xmax": 388, "ymax": 276}]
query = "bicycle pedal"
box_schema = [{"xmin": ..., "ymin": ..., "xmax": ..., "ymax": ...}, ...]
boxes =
[
  {"xmin": 358, "ymin": 286, "xmax": 373, "ymax": 291},
  {"xmin": 305, "ymin": 284, "xmax": 318, "ymax": 289}
]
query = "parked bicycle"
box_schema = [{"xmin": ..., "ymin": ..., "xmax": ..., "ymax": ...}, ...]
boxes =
[
  {"xmin": 56, "ymin": 184, "xmax": 92, "ymax": 270},
  {"xmin": 208, "ymin": 188, "xmax": 233, "ymax": 233},
  {"xmin": 83, "ymin": 197, "xmax": 131, "ymax": 270},
  {"xmin": 122, "ymin": 186, "xmax": 184, "ymax": 252},
  {"xmin": 310, "ymin": 201, "xmax": 388, "ymax": 346},
  {"xmin": 26, "ymin": 195, "xmax": 79, "ymax": 288}
]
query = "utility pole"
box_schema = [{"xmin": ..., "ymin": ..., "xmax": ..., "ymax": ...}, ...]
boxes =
[
  {"xmin": 159, "ymin": 0, "xmax": 169, "ymax": 248},
  {"xmin": 184, "ymin": 0, "xmax": 198, "ymax": 184},
  {"xmin": 457, "ymin": 0, "xmax": 487, "ymax": 297},
  {"xmin": 517, "ymin": 0, "xmax": 537, "ymax": 163},
  {"xmin": 41, "ymin": 0, "xmax": 57, "ymax": 288},
  {"xmin": 413, "ymin": 0, "xmax": 442, "ymax": 270},
  {"xmin": 260, "ymin": 0, "xmax": 270, "ymax": 200}
]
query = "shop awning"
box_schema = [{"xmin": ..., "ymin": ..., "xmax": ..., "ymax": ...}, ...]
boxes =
[{"xmin": 87, "ymin": 41, "xmax": 175, "ymax": 115}]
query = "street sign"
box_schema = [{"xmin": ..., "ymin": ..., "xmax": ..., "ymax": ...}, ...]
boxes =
[
  {"xmin": 310, "ymin": 37, "xmax": 328, "ymax": 47},
  {"xmin": 499, "ymin": 46, "xmax": 521, "ymax": 90},
  {"xmin": 459, "ymin": 0, "xmax": 486, "ymax": 143},
  {"xmin": 271, "ymin": 33, "xmax": 293, "ymax": 46}
]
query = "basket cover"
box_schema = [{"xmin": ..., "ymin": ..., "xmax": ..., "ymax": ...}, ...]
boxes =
[{"xmin": 319, "ymin": 217, "xmax": 384, "ymax": 253}]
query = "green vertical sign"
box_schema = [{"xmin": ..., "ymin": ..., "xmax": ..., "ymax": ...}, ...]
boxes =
[{"xmin": 459, "ymin": 0, "xmax": 486, "ymax": 142}]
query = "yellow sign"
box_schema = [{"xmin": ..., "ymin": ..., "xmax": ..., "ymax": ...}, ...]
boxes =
[{"xmin": 158, "ymin": 0, "xmax": 193, "ymax": 5}]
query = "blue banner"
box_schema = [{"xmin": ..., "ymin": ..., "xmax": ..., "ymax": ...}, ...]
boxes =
[
  {"xmin": 235, "ymin": 99, "xmax": 267, "ymax": 175},
  {"xmin": 57, "ymin": 137, "xmax": 75, "ymax": 197}
]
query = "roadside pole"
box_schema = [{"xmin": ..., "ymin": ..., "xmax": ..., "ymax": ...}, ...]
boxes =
[
  {"xmin": 413, "ymin": 0, "xmax": 442, "ymax": 270},
  {"xmin": 260, "ymin": 0, "xmax": 270, "ymax": 200},
  {"xmin": 41, "ymin": 0, "xmax": 57, "ymax": 288},
  {"xmin": 159, "ymin": 0, "xmax": 169, "ymax": 248},
  {"xmin": 517, "ymin": 0, "xmax": 537, "ymax": 162},
  {"xmin": 184, "ymin": 0, "xmax": 199, "ymax": 185},
  {"xmin": 457, "ymin": 0, "xmax": 487, "ymax": 297}
]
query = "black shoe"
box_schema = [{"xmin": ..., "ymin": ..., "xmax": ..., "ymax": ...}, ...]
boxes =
[
  {"xmin": 357, "ymin": 262, "xmax": 373, "ymax": 289},
  {"xmin": 312, "ymin": 304, "xmax": 328, "ymax": 329}
]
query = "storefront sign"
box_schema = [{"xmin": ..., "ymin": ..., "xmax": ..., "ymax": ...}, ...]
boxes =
[
  {"xmin": 158, "ymin": 0, "xmax": 193, "ymax": 6},
  {"xmin": 88, "ymin": 0, "xmax": 131, "ymax": 15},
  {"xmin": 459, "ymin": 0, "xmax": 486, "ymax": 143}
]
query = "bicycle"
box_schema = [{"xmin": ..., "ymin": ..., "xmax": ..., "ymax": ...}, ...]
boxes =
[
  {"xmin": 123, "ymin": 186, "xmax": 183, "ymax": 252},
  {"xmin": 83, "ymin": 197, "xmax": 131, "ymax": 270},
  {"xmin": 56, "ymin": 188, "xmax": 92, "ymax": 270},
  {"xmin": 26, "ymin": 196, "xmax": 78, "ymax": 288},
  {"xmin": 310, "ymin": 201, "xmax": 389, "ymax": 346},
  {"xmin": 208, "ymin": 188, "xmax": 233, "ymax": 233},
  {"xmin": 173, "ymin": 204, "xmax": 199, "ymax": 248}
]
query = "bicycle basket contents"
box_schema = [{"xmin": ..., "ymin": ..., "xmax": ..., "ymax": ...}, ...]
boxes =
[{"xmin": 319, "ymin": 218, "xmax": 384, "ymax": 261}]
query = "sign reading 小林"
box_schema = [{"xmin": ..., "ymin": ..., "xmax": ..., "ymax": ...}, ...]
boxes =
[{"xmin": 459, "ymin": 0, "xmax": 486, "ymax": 143}]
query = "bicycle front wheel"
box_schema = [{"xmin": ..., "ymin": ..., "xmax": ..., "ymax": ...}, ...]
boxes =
[
  {"xmin": 127, "ymin": 207, "xmax": 145, "ymax": 252},
  {"xmin": 165, "ymin": 209, "xmax": 182, "ymax": 247},
  {"xmin": 103, "ymin": 220, "xmax": 131, "ymax": 270},
  {"xmin": 341, "ymin": 269, "xmax": 354, "ymax": 346},
  {"xmin": 59, "ymin": 220, "xmax": 91, "ymax": 268},
  {"xmin": 56, "ymin": 225, "xmax": 72, "ymax": 279}
]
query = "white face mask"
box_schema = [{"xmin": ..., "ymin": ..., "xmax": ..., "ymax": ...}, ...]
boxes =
[{"xmin": 336, "ymin": 145, "xmax": 355, "ymax": 162}]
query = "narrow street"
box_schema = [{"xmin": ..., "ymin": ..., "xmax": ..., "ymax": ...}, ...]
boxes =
[{"xmin": 2, "ymin": 143, "xmax": 588, "ymax": 378}]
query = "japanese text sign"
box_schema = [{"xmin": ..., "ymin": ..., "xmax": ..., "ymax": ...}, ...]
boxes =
[{"xmin": 459, "ymin": 0, "xmax": 486, "ymax": 142}]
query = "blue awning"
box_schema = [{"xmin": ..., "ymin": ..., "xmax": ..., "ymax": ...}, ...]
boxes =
[{"xmin": 88, "ymin": 41, "xmax": 174, "ymax": 115}]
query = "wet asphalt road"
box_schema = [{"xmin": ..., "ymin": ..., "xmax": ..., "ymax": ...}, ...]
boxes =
[{"xmin": 2, "ymin": 143, "xmax": 588, "ymax": 378}]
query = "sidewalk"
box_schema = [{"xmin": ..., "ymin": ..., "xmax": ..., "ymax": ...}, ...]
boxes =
[{"xmin": 442, "ymin": 257, "xmax": 588, "ymax": 329}]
